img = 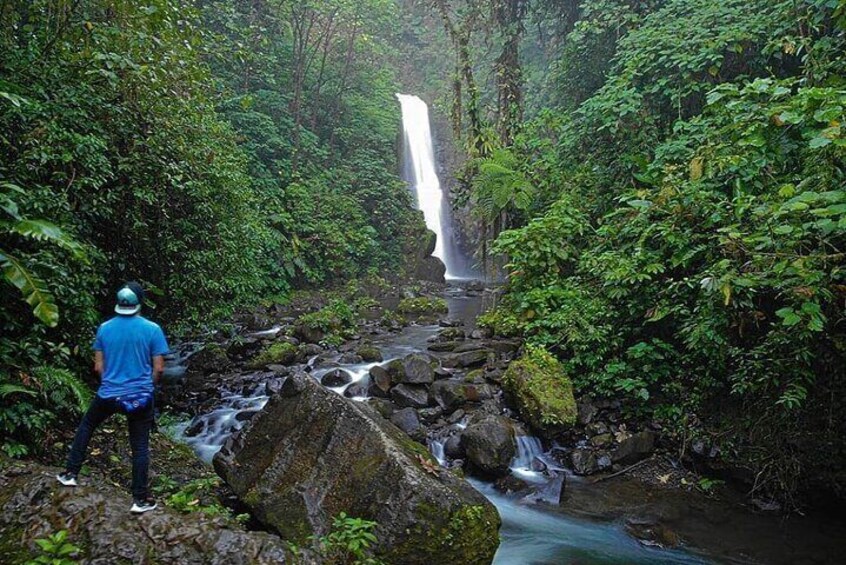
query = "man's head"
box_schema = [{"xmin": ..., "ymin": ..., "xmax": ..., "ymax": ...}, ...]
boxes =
[{"xmin": 115, "ymin": 281, "xmax": 145, "ymax": 316}]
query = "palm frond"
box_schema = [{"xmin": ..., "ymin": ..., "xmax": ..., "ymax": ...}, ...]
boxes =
[{"xmin": 0, "ymin": 249, "xmax": 60, "ymax": 327}]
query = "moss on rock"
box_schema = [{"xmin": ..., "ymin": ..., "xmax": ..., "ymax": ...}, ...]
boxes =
[
  {"xmin": 247, "ymin": 342, "xmax": 297, "ymax": 369},
  {"xmin": 397, "ymin": 297, "xmax": 448, "ymax": 316},
  {"xmin": 502, "ymin": 345, "xmax": 577, "ymax": 434}
]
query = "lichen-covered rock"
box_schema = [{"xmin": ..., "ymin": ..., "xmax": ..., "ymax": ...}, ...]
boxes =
[
  {"xmin": 246, "ymin": 342, "xmax": 297, "ymax": 369},
  {"xmin": 214, "ymin": 374, "xmax": 500, "ymax": 564},
  {"xmin": 0, "ymin": 460, "xmax": 294, "ymax": 564},
  {"xmin": 356, "ymin": 344, "xmax": 383, "ymax": 362},
  {"xmin": 502, "ymin": 346, "xmax": 577, "ymax": 435},
  {"xmin": 431, "ymin": 380, "xmax": 494, "ymax": 411}
]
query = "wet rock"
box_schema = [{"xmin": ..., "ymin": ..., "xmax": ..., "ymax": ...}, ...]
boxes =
[
  {"xmin": 0, "ymin": 459, "xmax": 295, "ymax": 564},
  {"xmin": 369, "ymin": 364, "xmax": 392, "ymax": 397},
  {"xmin": 447, "ymin": 409, "xmax": 466, "ymax": 424},
  {"xmin": 399, "ymin": 352, "xmax": 436, "ymax": 385},
  {"xmin": 339, "ymin": 352, "xmax": 364, "ymax": 364},
  {"xmin": 390, "ymin": 384, "xmax": 431, "ymax": 409},
  {"xmin": 214, "ymin": 374, "xmax": 499, "ymax": 563},
  {"xmin": 625, "ymin": 520, "xmax": 681, "ymax": 549},
  {"xmin": 344, "ymin": 381, "xmax": 369, "ymax": 398},
  {"xmin": 444, "ymin": 435, "xmax": 465, "ymax": 459},
  {"xmin": 611, "ymin": 431, "xmax": 656, "ymax": 464},
  {"xmin": 356, "ymin": 344, "xmax": 383, "ymax": 362},
  {"xmin": 460, "ymin": 416, "xmax": 516, "ymax": 477},
  {"xmin": 321, "ymin": 368, "xmax": 353, "ymax": 388},
  {"xmin": 265, "ymin": 377, "xmax": 286, "ymax": 396},
  {"xmin": 442, "ymin": 349, "xmax": 491, "ymax": 369},
  {"xmin": 590, "ymin": 433, "xmax": 613, "ymax": 448},
  {"xmin": 296, "ymin": 343, "xmax": 323, "ymax": 363},
  {"xmin": 570, "ymin": 448, "xmax": 600, "ymax": 476},
  {"xmin": 494, "ymin": 475, "xmax": 530, "ymax": 495},
  {"xmin": 418, "ymin": 406, "xmax": 445, "ymax": 424},
  {"xmin": 586, "ymin": 422, "xmax": 609, "ymax": 436},
  {"xmin": 390, "ymin": 407, "xmax": 423, "ymax": 437}
]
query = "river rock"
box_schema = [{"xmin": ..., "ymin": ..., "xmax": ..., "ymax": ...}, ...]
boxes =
[
  {"xmin": 391, "ymin": 383, "xmax": 431, "ymax": 408},
  {"xmin": 321, "ymin": 368, "xmax": 353, "ymax": 388},
  {"xmin": 214, "ymin": 373, "xmax": 500, "ymax": 563},
  {"xmin": 390, "ymin": 407, "xmax": 423, "ymax": 438},
  {"xmin": 428, "ymin": 341, "xmax": 460, "ymax": 352},
  {"xmin": 611, "ymin": 431, "xmax": 656, "ymax": 464},
  {"xmin": 293, "ymin": 322, "xmax": 324, "ymax": 344},
  {"xmin": 344, "ymin": 381, "xmax": 369, "ymax": 398},
  {"xmin": 431, "ymin": 381, "xmax": 494, "ymax": 411},
  {"xmin": 442, "ymin": 349, "xmax": 491, "ymax": 369},
  {"xmin": 444, "ymin": 435, "xmax": 465, "ymax": 459},
  {"xmin": 570, "ymin": 448, "xmax": 600, "ymax": 475},
  {"xmin": 399, "ymin": 352, "xmax": 436, "ymax": 385},
  {"xmin": 188, "ymin": 344, "xmax": 230, "ymax": 376},
  {"xmin": 460, "ymin": 416, "xmax": 516, "ymax": 477},
  {"xmin": 0, "ymin": 459, "xmax": 295, "ymax": 564},
  {"xmin": 247, "ymin": 342, "xmax": 298, "ymax": 369},
  {"xmin": 357, "ymin": 343, "xmax": 383, "ymax": 362},
  {"xmin": 369, "ymin": 364, "xmax": 392, "ymax": 396}
]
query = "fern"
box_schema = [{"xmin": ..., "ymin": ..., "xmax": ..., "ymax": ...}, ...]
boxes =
[{"xmin": 30, "ymin": 366, "xmax": 92, "ymax": 413}]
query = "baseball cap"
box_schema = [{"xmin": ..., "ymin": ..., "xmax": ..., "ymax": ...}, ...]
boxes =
[{"xmin": 115, "ymin": 282, "xmax": 144, "ymax": 315}]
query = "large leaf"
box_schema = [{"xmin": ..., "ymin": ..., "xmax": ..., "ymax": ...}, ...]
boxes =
[
  {"xmin": 8, "ymin": 219, "xmax": 87, "ymax": 261},
  {"xmin": 0, "ymin": 384, "xmax": 37, "ymax": 398},
  {"xmin": 0, "ymin": 249, "xmax": 60, "ymax": 326}
]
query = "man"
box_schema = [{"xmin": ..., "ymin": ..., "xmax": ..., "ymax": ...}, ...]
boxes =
[{"xmin": 57, "ymin": 281, "xmax": 169, "ymax": 514}]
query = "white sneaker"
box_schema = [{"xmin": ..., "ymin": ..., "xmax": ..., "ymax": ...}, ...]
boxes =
[
  {"xmin": 130, "ymin": 498, "xmax": 158, "ymax": 514},
  {"xmin": 56, "ymin": 472, "xmax": 78, "ymax": 487}
]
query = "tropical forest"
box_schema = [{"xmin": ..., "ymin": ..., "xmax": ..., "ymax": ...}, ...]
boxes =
[{"xmin": 1, "ymin": 0, "xmax": 845, "ymax": 563}]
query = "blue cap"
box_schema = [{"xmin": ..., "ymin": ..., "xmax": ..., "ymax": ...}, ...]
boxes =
[{"xmin": 115, "ymin": 287, "xmax": 141, "ymax": 315}]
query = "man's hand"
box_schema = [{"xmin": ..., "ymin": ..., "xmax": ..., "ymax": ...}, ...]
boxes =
[
  {"xmin": 153, "ymin": 355, "xmax": 165, "ymax": 385},
  {"xmin": 93, "ymin": 351, "xmax": 104, "ymax": 377}
]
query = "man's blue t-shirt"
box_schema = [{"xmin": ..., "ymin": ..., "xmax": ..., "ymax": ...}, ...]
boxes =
[{"xmin": 93, "ymin": 315, "xmax": 169, "ymax": 398}]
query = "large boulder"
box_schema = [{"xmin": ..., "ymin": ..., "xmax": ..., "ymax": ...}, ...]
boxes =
[
  {"xmin": 611, "ymin": 431, "xmax": 656, "ymax": 464},
  {"xmin": 214, "ymin": 374, "xmax": 500, "ymax": 564},
  {"xmin": 0, "ymin": 460, "xmax": 294, "ymax": 564},
  {"xmin": 391, "ymin": 383, "xmax": 431, "ymax": 408},
  {"xmin": 460, "ymin": 416, "xmax": 516, "ymax": 477},
  {"xmin": 502, "ymin": 346, "xmax": 577, "ymax": 435},
  {"xmin": 443, "ymin": 349, "xmax": 491, "ymax": 369}
]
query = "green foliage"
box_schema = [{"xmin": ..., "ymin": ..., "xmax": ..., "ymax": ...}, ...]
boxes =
[
  {"xmin": 24, "ymin": 530, "xmax": 81, "ymax": 565},
  {"xmin": 308, "ymin": 512, "xmax": 384, "ymax": 565},
  {"xmin": 0, "ymin": 366, "xmax": 91, "ymax": 458},
  {"xmin": 164, "ymin": 477, "xmax": 229, "ymax": 517},
  {"xmin": 461, "ymin": 0, "xmax": 846, "ymax": 501}
]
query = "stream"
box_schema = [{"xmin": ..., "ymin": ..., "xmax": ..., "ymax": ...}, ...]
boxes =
[{"xmin": 171, "ymin": 287, "xmax": 846, "ymax": 564}]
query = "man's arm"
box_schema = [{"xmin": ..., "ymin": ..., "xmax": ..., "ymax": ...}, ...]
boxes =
[
  {"xmin": 153, "ymin": 355, "xmax": 165, "ymax": 385},
  {"xmin": 94, "ymin": 351, "xmax": 104, "ymax": 377}
]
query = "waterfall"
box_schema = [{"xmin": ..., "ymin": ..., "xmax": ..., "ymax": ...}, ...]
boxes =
[{"xmin": 397, "ymin": 94, "xmax": 470, "ymax": 279}]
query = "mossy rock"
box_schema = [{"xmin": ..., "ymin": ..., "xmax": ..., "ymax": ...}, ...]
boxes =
[
  {"xmin": 356, "ymin": 344, "xmax": 383, "ymax": 362},
  {"xmin": 215, "ymin": 374, "xmax": 500, "ymax": 564},
  {"xmin": 397, "ymin": 297, "xmax": 449, "ymax": 316},
  {"xmin": 189, "ymin": 343, "xmax": 230, "ymax": 375},
  {"xmin": 246, "ymin": 342, "xmax": 297, "ymax": 369},
  {"xmin": 502, "ymin": 345, "xmax": 577, "ymax": 434}
]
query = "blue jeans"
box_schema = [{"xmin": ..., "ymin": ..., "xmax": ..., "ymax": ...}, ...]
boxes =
[{"xmin": 66, "ymin": 394, "xmax": 154, "ymax": 500}]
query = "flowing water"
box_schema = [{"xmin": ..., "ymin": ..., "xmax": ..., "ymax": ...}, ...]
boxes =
[{"xmin": 397, "ymin": 93, "xmax": 475, "ymax": 279}]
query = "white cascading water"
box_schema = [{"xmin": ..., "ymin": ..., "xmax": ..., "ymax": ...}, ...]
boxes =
[{"xmin": 397, "ymin": 94, "xmax": 458, "ymax": 278}]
